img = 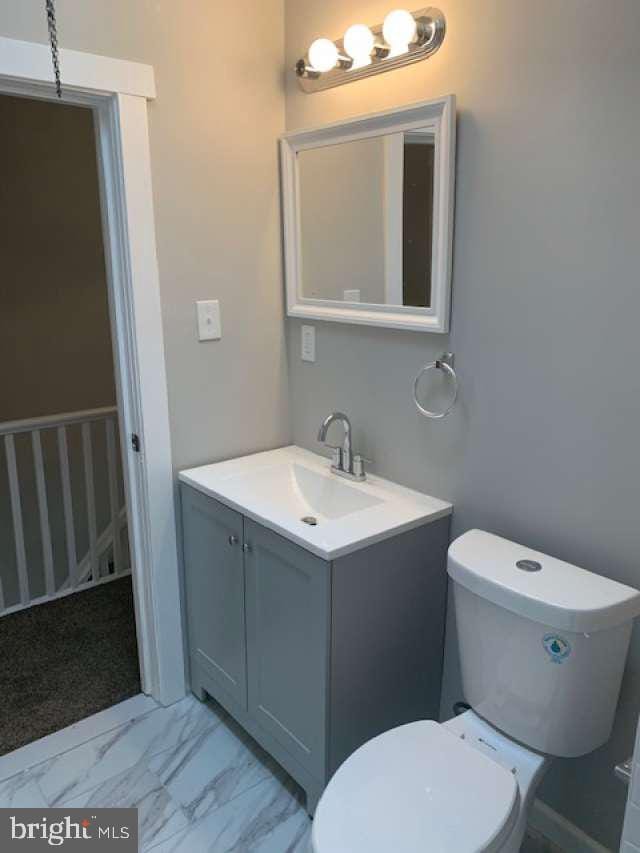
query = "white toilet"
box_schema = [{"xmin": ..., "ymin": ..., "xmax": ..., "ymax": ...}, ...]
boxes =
[{"xmin": 311, "ymin": 529, "xmax": 640, "ymax": 853}]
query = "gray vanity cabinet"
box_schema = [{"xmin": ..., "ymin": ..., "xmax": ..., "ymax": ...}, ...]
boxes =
[
  {"xmin": 244, "ymin": 519, "xmax": 329, "ymax": 780},
  {"xmin": 181, "ymin": 486, "xmax": 247, "ymax": 709},
  {"xmin": 181, "ymin": 483, "xmax": 450, "ymax": 814}
]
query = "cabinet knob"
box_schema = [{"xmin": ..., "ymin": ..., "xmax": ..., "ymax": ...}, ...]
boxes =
[
  {"xmin": 228, "ymin": 535, "xmax": 239, "ymax": 546},
  {"xmin": 242, "ymin": 542, "xmax": 252, "ymax": 553}
]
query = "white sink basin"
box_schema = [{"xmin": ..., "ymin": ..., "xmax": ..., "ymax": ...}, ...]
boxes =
[
  {"xmin": 179, "ymin": 446, "xmax": 452, "ymax": 559},
  {"xmin": 234, "ymin": 461, "xmax": 383, "ymax": 521}
]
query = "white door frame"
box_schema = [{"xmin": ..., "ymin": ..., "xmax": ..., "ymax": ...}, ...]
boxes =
[{"xmin": 0, "ymin": 37, "xmax": 186, "ymax": 706}]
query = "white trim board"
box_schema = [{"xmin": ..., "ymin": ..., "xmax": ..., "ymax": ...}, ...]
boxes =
[
  {"xmin": 0, "ymin": 36, "xmax": 155, "ymax": 98},
  {"xmin": 0, "ymin": 39, "xmax": 185, "ymax": 708},
  {"xmin": 95, "ymin": 91, "xmax": 185, "ymax": 705},
  {"xmin": 0, "ymin": 695, "xmax": 158, "ymax": 783},
  {"xmin": 530, "ymin": 799, "xmax": 613, "ymax": 853}
]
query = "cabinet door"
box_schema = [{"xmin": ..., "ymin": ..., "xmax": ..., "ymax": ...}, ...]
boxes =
[
  {"xmin": 181, "ymin": 486, "xmax": 247, "ymax": 708},
  {"xmin": 244, "ymin": 519, "xmax": 329, "ymax": 779}
]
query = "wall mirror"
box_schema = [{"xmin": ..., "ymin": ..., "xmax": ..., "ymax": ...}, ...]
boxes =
[{"xmin": 280, "ymin": 96, "xmax": 456, "ymax": 332}]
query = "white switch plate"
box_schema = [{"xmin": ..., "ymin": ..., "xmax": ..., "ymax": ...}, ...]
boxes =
[
  {"xmin": 343, "ymin": 289, "xmax": 361, "ymax": 302},
  {"xmin": 196, "ymin": 300, "xmax": 221, "ymax": 341},
  {"xmin": 301, "ymin": 325, "xmax": 316, "ymax": 362}
]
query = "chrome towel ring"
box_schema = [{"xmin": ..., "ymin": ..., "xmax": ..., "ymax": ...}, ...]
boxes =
[{"xmin": 413, "ymin": 352, "xmax": 459, "ymax": 419}]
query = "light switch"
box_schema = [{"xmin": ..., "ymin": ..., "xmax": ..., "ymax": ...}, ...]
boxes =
[
  {"xmin": 301, "ymin": 325, "xmax": 316, "ymax": 362},
  {"xmin": 196, "ymin": 300, "xmax": 221, "ymax": 341},
  {"xmin": 343, "ymin": 289, "xmax": 361, "ymax": 302}
]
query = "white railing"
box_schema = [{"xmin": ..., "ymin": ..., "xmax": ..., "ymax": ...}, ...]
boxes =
[{"xmin": 0, "ymin": 406, "xmax": 129, "ymax": 616}]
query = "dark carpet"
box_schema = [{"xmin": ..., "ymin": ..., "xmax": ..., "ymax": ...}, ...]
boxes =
[{"xmin": 0, "ymin": 577, "xmax": 141, "ymax": 755}]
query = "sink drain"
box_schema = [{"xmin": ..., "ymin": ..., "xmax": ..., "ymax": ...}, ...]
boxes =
[{"xmin": 301, "ymin": 516, "xmax": 318, "ymax": 526}]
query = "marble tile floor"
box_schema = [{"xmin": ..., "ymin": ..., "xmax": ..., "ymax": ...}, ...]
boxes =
[
  {"xmin": 0, "ymin": 692, "xmax": 561, "ymax": 852},
  {"xmin": 0, "ymin": 693, "xmax": 310, "ymax": 852}
]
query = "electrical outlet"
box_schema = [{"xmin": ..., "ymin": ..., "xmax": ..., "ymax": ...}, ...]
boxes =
[{"xmin": 301, "ymin": 325, "xmax": 316, "ymax": 362}]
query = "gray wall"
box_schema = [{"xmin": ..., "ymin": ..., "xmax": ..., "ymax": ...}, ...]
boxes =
[
  {"xmin": 2, "ymin": 1, "xmax": 640, "ymax": 847},
  {"xmin": 285, "ymin": 0, "xmax": 640, "ymax": 847},
  {"xmin": 0, "ymin": 0, "xmax": 290, "ymax": 473}
]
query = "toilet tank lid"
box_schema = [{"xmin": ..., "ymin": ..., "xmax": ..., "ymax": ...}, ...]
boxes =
[{"xmin": 448, "ymin": 530, "xmax": 640, "ymax": 633}]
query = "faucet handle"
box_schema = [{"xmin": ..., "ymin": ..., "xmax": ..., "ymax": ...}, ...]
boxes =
[
  {"xmin": 352, "ymin": 454, "xmax": 373, "ymax": 480},
  {"xmin": 325, "ymin": 445, "xmax": 343, "ymax": 469}
]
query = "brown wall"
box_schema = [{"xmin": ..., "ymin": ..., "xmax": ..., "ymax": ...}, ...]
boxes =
[
  {"xmin": 0, "ymin": 95, "xmax": 119, "ymax": 605},
  {"xmin": 0, "ymin": 95, "xmax": 116, "ymax": 422}
]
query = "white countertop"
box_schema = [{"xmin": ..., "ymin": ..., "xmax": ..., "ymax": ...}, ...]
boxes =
[{"xmin": 179, "ymin": 445, "xmax": 452, "ymax": 560}]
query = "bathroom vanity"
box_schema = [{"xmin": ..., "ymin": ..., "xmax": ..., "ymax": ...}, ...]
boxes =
[{"xmin": 179, "ymin": 446, "xmax": 452, "ymax": 812}]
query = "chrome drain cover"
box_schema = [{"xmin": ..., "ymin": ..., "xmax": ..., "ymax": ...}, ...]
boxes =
[
  {"xmin": 516, "ymin": 559, "xmax": 542, "ymax": 572},
  {"xmin": 301, "ymin": 516, "xmax": 318, "ymax": 526}
]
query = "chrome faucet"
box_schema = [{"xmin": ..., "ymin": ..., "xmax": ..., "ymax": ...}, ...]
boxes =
[{"xmin": 317, "ymin": 412, "xmax": 371, "ymax": 481}]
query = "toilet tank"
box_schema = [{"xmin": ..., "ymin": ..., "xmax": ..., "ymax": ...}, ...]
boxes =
[{"xmin": 448, "ymin": 530, "xmax": 640, "ymax": 757}]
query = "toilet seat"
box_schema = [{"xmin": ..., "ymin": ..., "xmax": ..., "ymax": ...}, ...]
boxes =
[{"xmin": 312, "ymin": 721, "xmax": 519, "ymax": 853}]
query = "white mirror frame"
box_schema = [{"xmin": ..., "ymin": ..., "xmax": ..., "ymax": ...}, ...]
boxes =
[{"xmin": 280, "ymin": 95, "xmax": 456, "ymax": 333}]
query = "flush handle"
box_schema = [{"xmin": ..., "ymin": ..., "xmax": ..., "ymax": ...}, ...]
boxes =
[{"xmin": 615, "ymin": 758, "xmax": 632, "ymax": 786}]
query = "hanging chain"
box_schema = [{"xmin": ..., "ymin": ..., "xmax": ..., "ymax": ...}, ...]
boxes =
[{"xmin": 45, "ymin": 0, "xmax": 62, "ymax": 98}]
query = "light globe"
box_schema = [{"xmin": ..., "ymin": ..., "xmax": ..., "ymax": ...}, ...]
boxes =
[
  {"xmin": 308, "ymin": 38, "xmax": 339, "ymax": 72},
  {"xmin": 382, "ymin": 9, "xmax": 417, "ymax": 56},
  {"xmin": 343, "ymin": 24, "xmax": 375, "ymax": 68}
]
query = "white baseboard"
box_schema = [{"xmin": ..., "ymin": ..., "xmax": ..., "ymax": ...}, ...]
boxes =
[{"xmin": 530, "ymin": 799, "xmax": 613, "ymax": 853}]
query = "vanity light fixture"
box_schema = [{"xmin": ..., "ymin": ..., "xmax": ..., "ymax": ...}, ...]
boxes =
[{"xmin": 296, "ymin": 7, "xmax": 445, "ymax": 93}]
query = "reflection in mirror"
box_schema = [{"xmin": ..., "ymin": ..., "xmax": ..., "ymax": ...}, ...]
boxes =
[
  {"xmin": 403, "ymin": 132, "xmax": 434, "ymax": 307},
  {"xmin": 297, "ymin": 129, "xmax": 435, "ymax": 308}
]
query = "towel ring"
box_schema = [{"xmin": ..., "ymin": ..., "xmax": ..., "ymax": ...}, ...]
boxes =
[{"xmin": 413, "ymin": 352, "xmax": 459, "ymax": 419}]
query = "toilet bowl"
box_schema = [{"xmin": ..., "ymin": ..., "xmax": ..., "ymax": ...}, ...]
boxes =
[
  {"xmin": 311, "ymin": 529, "xmax": 640, "ymax": 853},
  {"xmin": 311, "ymin": 711, "xmax": 549, "ymax": 853}
]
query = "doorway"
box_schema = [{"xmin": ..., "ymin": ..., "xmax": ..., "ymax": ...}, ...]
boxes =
[
  {"xmin": 0, "ymin": 94, "xmax": 141, "ymax": 752},
  {"xmin": 0, "ymin": 37, "xmax": 185, "ymax": 741}
]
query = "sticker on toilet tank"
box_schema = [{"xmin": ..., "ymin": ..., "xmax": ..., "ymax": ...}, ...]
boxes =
[{"xmin": 542, "ymin": 634, "xmax": 572, "ymax": 663}]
